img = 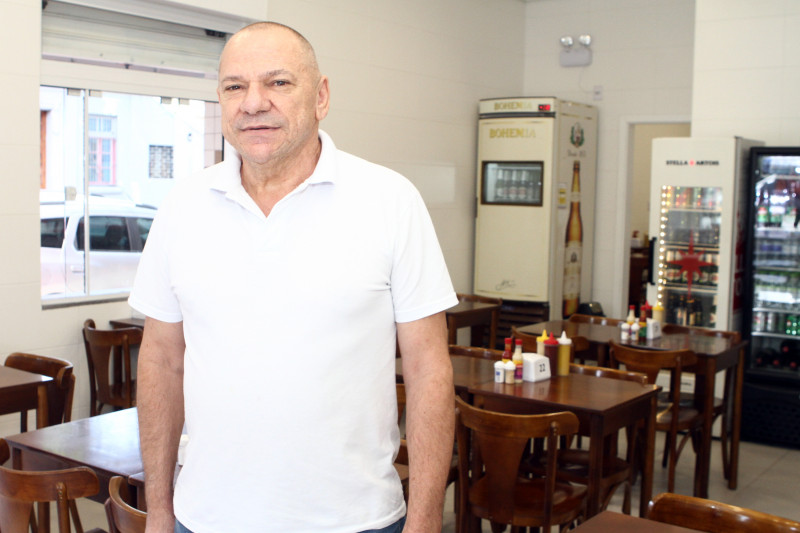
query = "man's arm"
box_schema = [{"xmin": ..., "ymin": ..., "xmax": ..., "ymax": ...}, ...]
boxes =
[
  {"xmin": 397, "ymin": 311, "xmax": 454, "ymax": 533},
  {"xmin": 137, "ymin": 317, "xmax": 186, "ymax": 533}
]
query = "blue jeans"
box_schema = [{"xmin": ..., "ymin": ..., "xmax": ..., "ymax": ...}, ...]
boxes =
[{"xmin": 175, "ymin": 516, "xmax": 405, "ymax": 532}]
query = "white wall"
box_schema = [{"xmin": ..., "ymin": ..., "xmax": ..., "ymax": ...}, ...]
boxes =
[
  {"xmin": 692, "ymin": 0, "xmax": 800, "ymax": 144},
  {"xmin": 0, "ymin": 0, "xmax": 525, "ymax": 433},
  {"xmin": 522, "ymin": 0, "xmax": 696, "ymax": 318}
]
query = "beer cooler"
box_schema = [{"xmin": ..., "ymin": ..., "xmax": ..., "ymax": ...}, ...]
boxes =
[
  {"xmin": 473, "ymin": 97, "xmax": 598, "ymax": 323},
  {"xmin": 741, "ymin": 146, "xmax": 800, "ymax": 448},
  {"xmin": 646, "ymin": 137, "xmax": 762, "ymax": 331}
]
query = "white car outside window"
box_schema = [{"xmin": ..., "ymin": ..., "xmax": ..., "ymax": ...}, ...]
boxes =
[{"xmin": 40, "ymin": 197, "xmax": 156, "ymax": 298}]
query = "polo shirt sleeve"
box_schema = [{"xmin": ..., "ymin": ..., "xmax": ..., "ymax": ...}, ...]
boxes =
[
  {"xmin": 390, "ymin": 184, "xmax": 457, "ymax": 323},
  {"xmin": 128, "ymin": 201, "xmax": 183, "ymax": 323}
]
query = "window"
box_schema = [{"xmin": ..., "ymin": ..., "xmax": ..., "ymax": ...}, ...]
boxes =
[
  {"xmin": 88, "ymin": 115, "xmax": 117, "ymax": 185},
  {"xmin": 149, "ymin": 145, "xmax": 174, "ymax": 179},
  {"xmin": 40, "ymin": 86, "xmax": 220, "ymax": 300}
]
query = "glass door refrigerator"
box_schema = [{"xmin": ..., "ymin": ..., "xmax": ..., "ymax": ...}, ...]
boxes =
[
  {"xmin": 742, "ymin": 146, "xmax": 800, "ymax": 448},
  {"xmin": 647, "ymin": 137, "xmax": 762, "ymax": 331}
]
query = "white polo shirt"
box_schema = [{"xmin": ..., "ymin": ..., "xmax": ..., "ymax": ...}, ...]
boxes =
[{"xmin": 129, "ymin": 130, "xmax": 457, "ymax": 532}]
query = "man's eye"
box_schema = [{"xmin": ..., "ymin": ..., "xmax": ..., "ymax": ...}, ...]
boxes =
[
  {"xmin": 274, "ymin": 80, "xmax": 289, "ymax": 87},
  {"xmin": 225, "ymin": 84, "xmax": 242, "ymax": 91}
]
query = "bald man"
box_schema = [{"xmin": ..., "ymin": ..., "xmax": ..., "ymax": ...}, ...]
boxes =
[{"xmin": 131, "ymin": 22, "xmax": 456, "ymax": 533}]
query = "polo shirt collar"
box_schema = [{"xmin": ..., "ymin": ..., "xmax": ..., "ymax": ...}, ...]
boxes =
[{"xmin": 210, "ymin": 129, "xmax": 337, "ymax": 195}]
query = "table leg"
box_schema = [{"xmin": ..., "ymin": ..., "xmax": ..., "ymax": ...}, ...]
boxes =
[
  {"xmin": 639, "ymin": 395, "xmax": 656, "ymax": 517},
  {"xmin": 729, "ymin": 347, "xmax": 744, "ymax": 490},
  {"xmin": 36, "ymin": 382, "xmax": 49, "ymax": 429},
  {"xmin": 696, "ymin": 361, "xmax": 715, "ymax": 499},
  {"xmin": 586, "ymin": 417, "xmax": 603, "ymax": 518}
]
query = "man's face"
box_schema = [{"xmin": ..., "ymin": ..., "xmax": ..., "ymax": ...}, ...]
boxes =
[{"xmin": 217, "ymin": 28, "xmax": 328, "ymax": 169}]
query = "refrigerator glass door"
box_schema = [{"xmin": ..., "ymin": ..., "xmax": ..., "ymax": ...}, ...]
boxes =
[
  {"xmin": 481, "ymin": 161, "xmax": 544, "ymax": 206},
  {"xmin": 656, "ymin": 185, "xmax": 722, "ymax": 328},
  {"xmin": 749, "ymin": 154, "xmax": 800, "ymax": 376}
]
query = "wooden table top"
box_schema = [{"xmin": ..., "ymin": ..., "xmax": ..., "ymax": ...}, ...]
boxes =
[
  {"xmin": 396, "ymin": 355, "xmax": 496, "ymax": 391},
  {"xmin": 469, "ymin": 373, "xmax": 658, "ymax": 416},
  {"xmin": 5, "ymin": 407, "xmax": 142, "ymax": 480},
  {"xmin": 572, "ymin": 510, "xmax": 700, "ymax": 532},
  {"xmin": 110, "ymin": 317, "xmax": 145, "ymax": 329},
  {"xmin": 518, "ymin": 319, "xmax": 739, "ymax": 357},
  {"xmin": 446, "ymin": 300, "xmax": 501, "ymax": 315},
  {"xmin": 0, "ymin": 365, "xmax": 52, "ymax": 391}
]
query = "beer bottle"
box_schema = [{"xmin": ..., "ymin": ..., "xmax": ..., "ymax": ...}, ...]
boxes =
[{"xmin": 562, "ymin": 161, "xmax": 583, "ymax": 317}]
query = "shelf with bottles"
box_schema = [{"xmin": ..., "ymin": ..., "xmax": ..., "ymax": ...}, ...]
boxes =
[
  {"xmin": 662, "ymin": 185, "xmax": 723, "ymax": 211},
  {"xmin": 753, "ymin": 271, "xmax": 800, "ymax": 307},
  {"xmin": 753, "ymin": 235, "xmax": 800, "ymax": 269},
  {"xmin": 749, "ymin": 336, "xmax": 800, "ymax": 381},
  {"xmin": 662, "ymin": 291, "xmax": 716, "ymax": 329},
  {"xmin": 661, "ymin": 215, "xmax": 722, "ymax": 248},
  {"xmin": 659, "ymin": 248, "xmax": 720, "ymax": 290}
]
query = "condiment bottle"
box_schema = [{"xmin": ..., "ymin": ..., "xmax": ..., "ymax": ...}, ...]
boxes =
[
  {"xmin": 652, "ymin": 302, "xmax": 665, "ymax": 326},
  {"xmin": 630, "ymin": 321, "xmax": 640, "ymax": 340},
  {"xmin": 504, "ymin": 360, "xmax": 516, "ymax": 384},
  {"xmin": 494, "ymin": 360, "xmax": 505, "ymax": 383},
  {"xmin": 638, "ymin": 306, "xmax": 647, "ymax": 340},
  {"xmin": 557, "ymin": 331, "xmax": 571, "ymax": 376},
  {"xmin": 536, "ymin": 329, "xmax": 548, "ymax": 355},
  {"xmin": 543, "ymin": 332, "xmax": 559, "ymax": 369},
  {"xmin": 512, "ymin": 338, "xmax": 524, "ymax": 383},
  {"xmin": 626, "ymin": 305, "xmax": 636, "ymax": 325},
  {"xmin": 502, "ymin": 337, "xmax": 512, "ymax": 362}
]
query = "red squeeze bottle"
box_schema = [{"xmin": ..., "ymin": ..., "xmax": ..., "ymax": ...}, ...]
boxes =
[{"xmin": 543, "ymin": 332, "xmax": 559, "ymax": 370}]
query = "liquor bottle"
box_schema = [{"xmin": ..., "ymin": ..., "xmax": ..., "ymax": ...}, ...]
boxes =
[{"xmin": 562, "ymin": 160, "xmax": 583, "ymax": 318}]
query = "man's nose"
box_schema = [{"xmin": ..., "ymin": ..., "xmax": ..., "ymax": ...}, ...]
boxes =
[{"xmin": 241, "ymin": 85, "xmax": 271, "ymax": 114}]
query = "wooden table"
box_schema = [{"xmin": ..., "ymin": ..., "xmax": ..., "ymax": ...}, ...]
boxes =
[
  {"xmin": 518, "ymin": 319, "xmax": 745, "ymax": 496},
  {"xmin": 5, "ymin": 408, "xmax": 142, "ymax": 505},
  {"xmin": 469, "ymin": 374, "xmax": 659, "ymax": 519},
  {"xmin": 110, "ymin": 317, "xmax": 145, "ymax": 329},
  {"xmin": 395, "ymin": 354, "xmax": 496, "ymax": 397},
  {"xmin": 573, "ymin": 510, "xmax": 701, "ymax": 532},
  {"xmin": 0, "ymin": 365, "xmax": 53, "ymax": 429},
  {"xmin": 446, "ymin": 299, "xmax": 501, "ymax": 348}
]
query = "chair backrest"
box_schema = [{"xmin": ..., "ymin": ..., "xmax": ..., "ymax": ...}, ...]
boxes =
[
  {"xmin": 82, "ymin": 318, "xmax": 143, "ymax": 415},
  {"xmin": 609, "ymin": 340, "xmax": 696, "ymax": 386},
  {"xmin": 0, "ymin": 439, "xmax": 99, "ymax": 533},
  {"xmin": 569, "ymin": 362, "xmax": 648, "ymax": 385},
  {"xmin": 647, "ymin": 493, "xmax": 800, "ymax": 533},
  {"xmin": 104, "ymin": 476, "xmax": 147, "ymax": 533},
  {"xmin": 4, "ymin": 352, "xmax": 75, "ymax": 430},
  {"xmin": 455, "ymin": 396, "xmax": 579, "ymax": 528},
  {"xmin": 568, "ymin": 313, "xmax": 623, "ymax": 326},
  {"xmin": 448, "ymin": 345, "xmax": 504, "ymax": 361},
  {"xmin": 510, "ymin": 326, "xmax": 538, "ymax": 352}
]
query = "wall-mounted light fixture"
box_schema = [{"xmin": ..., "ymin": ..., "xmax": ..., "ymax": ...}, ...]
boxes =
[{"xmin": 560, "ymin": 34, "xmax": 592, "ymax": 67}]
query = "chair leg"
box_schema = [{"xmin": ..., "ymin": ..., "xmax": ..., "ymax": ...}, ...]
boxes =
[{"xmin": 720, "ymin": 415, "xmax": 730, "ymax": 481}]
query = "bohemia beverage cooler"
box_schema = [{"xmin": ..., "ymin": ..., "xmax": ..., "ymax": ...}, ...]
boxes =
[
  {"xmin": 473, "ymin": 97, "xmax": 598, "ymax": 322},
  {"xmin": 741, "ymin": 146, "xmax": 800, "ymax": 447},
  {"xmin": 646, "ymin": 137, "xmax": 761, "ymax": 331}
]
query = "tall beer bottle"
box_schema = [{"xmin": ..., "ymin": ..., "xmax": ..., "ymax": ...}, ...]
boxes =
[{"xmin": 562, "ymin": 160, "xmax": 583, "ymax": 317}]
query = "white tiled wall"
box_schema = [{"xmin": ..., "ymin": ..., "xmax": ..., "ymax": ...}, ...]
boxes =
[
  {"xmin": 522, "ymin": 0, "xmax": 696, "ymax": 318},
  {"xmin": 692, "ymin": 0, "xmax": 800, "ymax": 144}
]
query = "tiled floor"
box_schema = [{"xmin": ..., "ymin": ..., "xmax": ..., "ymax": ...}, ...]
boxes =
[{"xmin": 69, "ymin": 437, "xmax": 800, "ymax": 531}]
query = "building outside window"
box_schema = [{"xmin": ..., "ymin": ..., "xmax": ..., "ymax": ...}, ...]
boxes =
[{"xmin": 88, "ymin": 115, "xmax": 117, "ymax": 185}]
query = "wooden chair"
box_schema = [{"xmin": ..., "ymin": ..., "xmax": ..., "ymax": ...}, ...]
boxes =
[
  {"xmin": 609, "ymin": 340, "xmax": 703, "ymax": 494},
  {"xmin": 661, "ymin": 324, "xmax": 741, "ymax": 486},
  {"xmin": 455, "ymin": 396, "xmax": 586, "ymax": 533},
  {"xmin": 553, "ymin": 363, "xmax": 648, "ymax": 514},
  {"xmin": 647, "ymin": 493, "xmax": 800, "ymax": 533},
  {"xmin": 4, "ymin": 353, "xmax": 75, "ymax": 431},
  {"xmin": 82, "ymin": 319, "xmax": 142, "ymax": 416},
  {"xmin": 451, "ymin": 293, "xmax": 502, "ymax": 349},
  {"xmin": 567, "ymin": 314, "xmax": 622, "ymax": 365},
  {"xmin": 104, "ymin": 476, "xmax": 146, "ymax": 533},
  {"xmin": 0, "ymin": 439, "xmax": 105, "ymax": 533},
  {"xmin": 448, "ymin": 345, "xmax": 504, "ymax": 361}
]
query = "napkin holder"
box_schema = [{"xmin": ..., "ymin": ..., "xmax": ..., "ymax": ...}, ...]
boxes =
[
  {"xmin": 646, "ymin": 318, "xmax": 662, "ymax": 339},
  {"xmin": 522, "ymin": 352, "xmax": 551, "ymax": 382}
]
